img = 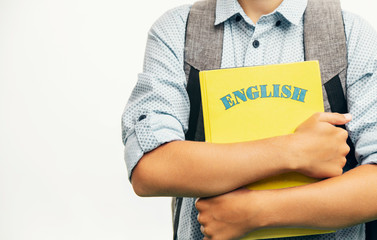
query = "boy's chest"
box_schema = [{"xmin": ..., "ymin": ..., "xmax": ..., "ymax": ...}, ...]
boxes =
[{"xmin": 221, "ymin": 18, "xmax": 304, "ymax": 68}]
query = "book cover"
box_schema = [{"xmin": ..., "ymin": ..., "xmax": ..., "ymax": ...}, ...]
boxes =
[{"xmin": 199, "ymin": 61, "xmax": 333, "ymax": 239}]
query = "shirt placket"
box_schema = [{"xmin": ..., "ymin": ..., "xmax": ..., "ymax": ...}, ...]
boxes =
[{"xmin": 244, "ymin": 16, "xmax": 276, "ymax": 66}]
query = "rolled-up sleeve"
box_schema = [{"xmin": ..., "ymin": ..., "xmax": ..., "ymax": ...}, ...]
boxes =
[
  {"xmin": 344, "ymin": 11, "xmax": 377, "ymax": 165},
  {"xmin": 122, "ymin": 5, "xmax": 191, "ymax": 179}
]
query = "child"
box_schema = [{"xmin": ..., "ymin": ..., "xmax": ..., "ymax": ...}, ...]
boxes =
[{"xmin": 122, "ymin": 0, "xmax": 377, "ymax": 239}]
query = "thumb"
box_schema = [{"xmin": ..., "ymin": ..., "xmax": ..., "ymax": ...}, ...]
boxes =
[{"xmin": 318, "ymin": 112, "xmax": 352, "ymax": 125}]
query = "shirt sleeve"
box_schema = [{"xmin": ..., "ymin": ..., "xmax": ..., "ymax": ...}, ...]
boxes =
[
  {"xmin": 344, "ymin": 11, "xmax": 377, "ymax": 165},
  {"xmin": 122, "ymin": 5, "xmax": 191, "ymax": 180}
]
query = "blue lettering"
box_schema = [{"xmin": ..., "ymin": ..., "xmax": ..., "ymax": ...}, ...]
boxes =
[
  {"xmin": 291, "ymin": 87, "xmax": 308, "ymax": 102},
  {"xmin": 220, "ymin": 84, "xmax": 308, "ymax": 110},
  {"xmin": 233, "ymin": 89, "xmax": 247, "ymax": 104},
  {"xmin": 220, "ymin": 94, "xmax": 236, "ymax": 110},
  {"xmin": 246, "ymin": 86, "xmax": 259, "ymax": 100},
  {"xmin": 281, "ymin": 85, "xmax": 292, "ymax": 98},
  {"xmin": 273, "ymin": 84, "xmax": 280, "ymax": 98},
  {"xmin": 260, "ymin": 85, "xmax": 272, "ymax": 98}
]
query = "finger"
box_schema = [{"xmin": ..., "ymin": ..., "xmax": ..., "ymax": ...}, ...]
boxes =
[
  {"xmin": 318, "ymin": 112, "xmax": 352, "ymax": 125},
  {"xmin": 200, "ymin": 225, "xmax": 206, "ymax": 235},
  {"xmin": 338, "ymin": 128, "xmax": 349, "ymax": 140},
  {"xmin": 195, "ymin": 198, "xmax": 201, "ymax": 210},
  {"xmin": 341, "ymin": 157, "xmax": 347, "ymax": 168},
  {"xmin": 342, "ymin": 144, "xmax": 351, "ymax": 156}
]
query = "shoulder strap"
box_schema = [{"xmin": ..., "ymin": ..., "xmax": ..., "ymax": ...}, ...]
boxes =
[
  {"xmin": 184, "ymin": 0, "xmax": 223, "ymax": 141},
  {"xmin": 184, "ymin": 0, "xmax": 223, "ymax": 73},
  {"xmin": 304, "ymin": 0, "xmax": 347, "ymax": 83},
  {"xmin": 304, "ymin": 0, "xmax": 348, "ymax": 113}
]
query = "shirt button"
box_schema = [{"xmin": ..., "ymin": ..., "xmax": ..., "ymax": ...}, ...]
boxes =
[
  {"xmin": 235, "ymin": 15, "xmax": 242, "ymax": 22},
  {"xmin": 138, "ymin": 115, "xmax": 147, "ymax": 121},
  {"xmin": 275, "ymin": 20, "xmax": 282, "ymax": 27},
  {"xmin": 253, "ymin": 40, "xmax": 260, "ymax": 48}
]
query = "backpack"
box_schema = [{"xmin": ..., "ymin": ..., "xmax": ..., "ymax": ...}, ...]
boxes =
[{"xmin": 172, "ymin": 0, "xmax": 376, "ymax": 239}]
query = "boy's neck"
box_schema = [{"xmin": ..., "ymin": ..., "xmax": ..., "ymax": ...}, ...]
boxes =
[{"xmin": 238, "ymin": 0, "xmax": 284, "ymax": 23}]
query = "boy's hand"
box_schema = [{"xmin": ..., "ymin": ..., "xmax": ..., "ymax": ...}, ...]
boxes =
[
  {"xmin": 292, "ymin": 112, "xmax": 352, "ymax": 179},
  {"xmin": 196, "ymin": 188, "xmax": 260, "ymax": 240}
]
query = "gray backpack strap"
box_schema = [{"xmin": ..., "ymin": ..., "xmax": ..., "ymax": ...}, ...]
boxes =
[
  {"xmin": 184, "ymin": 0, "xmax": 224, "ymax": 74},
  {"xmin": 304, "ymin": 0, "xmax": 348, "ymax": 113},
  {"xmin": 184, "ymin": 0, "xmax": 224, "ymax": 141}
]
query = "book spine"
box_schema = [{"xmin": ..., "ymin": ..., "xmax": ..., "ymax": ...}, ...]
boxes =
[{"xmin": 199, "ymin": 72, "xmax": 211, "ymax": 142}]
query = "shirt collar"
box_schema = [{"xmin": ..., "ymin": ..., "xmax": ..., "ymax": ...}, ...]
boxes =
[{"xmin": 215, "ymin": 0, "xmax": 308, "ymax": 26}]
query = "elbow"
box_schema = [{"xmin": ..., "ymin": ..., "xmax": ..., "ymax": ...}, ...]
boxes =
[
  {"xmin": 131, "ymin": 174, "xmax": 147, "ymax": 197},
  {"xmin": 132, "ymin": 181, "xmax": 151, "ymax": 197},
  {"xmin": 130, "ymin": 144, "xmax": 181, "ymax": 197},
  {"xmin": 131, "ymin": 163, "xmax": 155, "ymax": 197},
  {"xmin": 130, "ymin": 155, "xmax": 167, "ymax": 197}
]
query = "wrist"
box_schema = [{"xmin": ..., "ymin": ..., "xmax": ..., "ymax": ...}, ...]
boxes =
[
  {"xmin": 243, "ymin": 190, "xmax": 282, "ymax": 231},
  {"xmin": 272, "ymin": 134, "xmax": 302, "ymax": 173},
  {"xmin": 260, "ymin": 191, "xmax": 280, "ymax": 229},
  {"xmin": 248, "ymin": 189, "xmax": 300, "ymax": 230},
  {"xmin": 281, "ymin": 133, "xmax": 308, "ymax": 173}
]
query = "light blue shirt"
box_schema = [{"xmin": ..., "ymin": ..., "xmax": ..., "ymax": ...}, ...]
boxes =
[{"xmin": 122, "ymin": 0, "xmax": 377, "ymax": 239}]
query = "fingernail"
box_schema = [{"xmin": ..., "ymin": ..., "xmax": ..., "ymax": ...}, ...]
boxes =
[{"xmin": 344, "ymin": 113, "xmax": 352, "ymax": 121}]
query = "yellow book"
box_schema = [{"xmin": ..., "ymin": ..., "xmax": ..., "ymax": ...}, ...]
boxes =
[{"xmin": 199, "ymin": 61, "xmax": 333, "ymax": 239}]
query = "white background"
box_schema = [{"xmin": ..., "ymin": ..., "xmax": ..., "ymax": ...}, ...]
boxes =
[{"xmin": 0, "ymin": 0, "xmax": 376, "ymax": 239}]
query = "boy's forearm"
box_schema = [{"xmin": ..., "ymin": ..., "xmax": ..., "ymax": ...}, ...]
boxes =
[
  {"xmin": 261, "ymin": 164, "xmax": 377, "ymax": 230},
  {"xmin": 131, "ymin": 136, "xmax": 295, "ymax": 197},
  {"xmin": 131, "ymin": 113, "xmax": 351, "ymax": 198}
]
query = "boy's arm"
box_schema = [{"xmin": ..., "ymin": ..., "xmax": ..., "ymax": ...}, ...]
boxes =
[
  {"xmin": 131, "ymin": 112, "xmax": 351, "ymax": 197},
  {"xmin": 196, "ymin": 164, "xmax": 377, "ymax": 240}
]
